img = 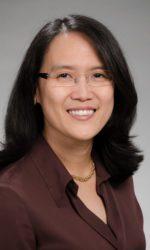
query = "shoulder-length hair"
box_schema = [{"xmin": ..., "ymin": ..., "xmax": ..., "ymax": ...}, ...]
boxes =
[{"xmin": 0, "ymin": 14, "xmax": 143, "ymax": 184}]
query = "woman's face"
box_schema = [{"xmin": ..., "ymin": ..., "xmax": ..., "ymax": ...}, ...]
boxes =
[{"xmin": 36, "ymin": 32, "xmax": 114, "ymax": 143}]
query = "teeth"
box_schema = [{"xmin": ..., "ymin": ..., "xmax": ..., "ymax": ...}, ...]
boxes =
[{"xmin": 68, "ymin": 110, "xmax": 94, "ymax": 116}]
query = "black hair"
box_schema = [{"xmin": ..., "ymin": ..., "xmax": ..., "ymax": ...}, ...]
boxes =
[{"xmin": 0, "ymin": 14, "xmax": 143, "ymax": 184}]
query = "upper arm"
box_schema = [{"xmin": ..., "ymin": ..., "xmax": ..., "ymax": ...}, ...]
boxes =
[{"xmin": 0, "ymin": 186, "xmax": 36, "ymax": 250}]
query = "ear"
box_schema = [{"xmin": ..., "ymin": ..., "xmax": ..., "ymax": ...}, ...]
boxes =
[
  {"xmin": 34, "ymin": 95, "xmax": 37, "ymax": 105},
  {"xmin": 34, "ymin": 87, "xmax": 40, "ymax": 105}
]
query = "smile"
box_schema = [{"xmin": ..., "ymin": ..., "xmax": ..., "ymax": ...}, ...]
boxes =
[
  {"xmin": 67, "ymin": 108, "xmax": 96, "ymax": 120},
  {"xmin": 68, "ymin": 109, "xmax": 95, "ymax": 116}
]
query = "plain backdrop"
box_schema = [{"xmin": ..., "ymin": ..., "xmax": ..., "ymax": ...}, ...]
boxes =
[{"xmin": 0, "ymin": 0, "xmax": 150, "ymax": 246}]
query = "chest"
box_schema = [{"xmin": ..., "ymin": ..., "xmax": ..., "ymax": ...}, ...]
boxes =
[
  {"xmin": 25, "ymin": 180, "xmax": 145, "ymax": 250},
  {"xmin": 76, "ymin": 179, "xmax": 107, "ymax": 224}
]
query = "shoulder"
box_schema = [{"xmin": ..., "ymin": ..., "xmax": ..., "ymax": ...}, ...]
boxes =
[
  {"xmin": 0, "ymin": 185, "xmax": 28, "ymax": 212},
  {"xmin": 111, "ymin": 176, "xmax": 144, "ymax": 222},
  {"xmin": 0, "ymin": 150, "xmax": 36, "ymax": 188},
  {"xmin": 109, "ymin": 176, "xmax": 142, "ymax": 216},
  {"xmin": 0, "ymin": 136, "xmax": 47, "ymax": 188},
  {"xmin": 0, "ymin": 138, "xmax": 48, "ymax": 206},
  {"xmin": 111, "ymin": 176, "xmax": 136, "ymax": 199},
  {"xmin": 0, "ymin": 136, "xmax": 57, "ymax": 207}
]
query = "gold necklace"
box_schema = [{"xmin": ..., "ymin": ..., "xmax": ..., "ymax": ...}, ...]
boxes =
[{"xmin": 71, "ymin": 162, "xmax": 95, "ymax": 182}]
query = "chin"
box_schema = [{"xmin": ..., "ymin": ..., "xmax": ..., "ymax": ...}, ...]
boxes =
[{"xmin": 69, "ymin": 129, "xmax": 101, "ymax": 142}]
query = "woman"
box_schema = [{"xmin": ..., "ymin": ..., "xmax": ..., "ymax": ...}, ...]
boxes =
[{"xmin": 0, "ymin": 15, "xmax": 146, "ymax": 249}]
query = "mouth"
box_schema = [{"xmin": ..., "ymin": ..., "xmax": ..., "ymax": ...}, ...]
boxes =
[{"xmin": 67, "ymin": 108, "xmax": 96, "ymax": 120}]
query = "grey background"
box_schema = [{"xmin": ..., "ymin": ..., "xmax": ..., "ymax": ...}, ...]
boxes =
[{"xmin": 0, "ymin": 0, "xmax": 150, "ymax": 246}]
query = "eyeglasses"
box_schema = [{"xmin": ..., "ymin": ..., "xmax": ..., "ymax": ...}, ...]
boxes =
[{"xmin": 38, "ymin": 69, "xmax": 113, "ymax": 87}]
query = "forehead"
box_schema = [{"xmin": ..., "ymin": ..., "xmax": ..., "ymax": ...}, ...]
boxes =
[{"xmin": 41, "ymin": 32, "xmax": 103, "ymax": 70}]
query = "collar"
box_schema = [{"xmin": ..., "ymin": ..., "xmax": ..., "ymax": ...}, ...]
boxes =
[{"xmin": 29, "ymin": 136, "xmax": 111, "ymax": 207}]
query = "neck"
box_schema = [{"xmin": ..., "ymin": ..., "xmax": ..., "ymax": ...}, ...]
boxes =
[{"xmin": 43, "ymin": 131, "xmax": 93, "ymax": 176}]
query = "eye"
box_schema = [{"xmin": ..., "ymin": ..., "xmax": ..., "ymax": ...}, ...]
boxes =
[
  {"xmin": 93, "ymin": 72, "xmax": 106, "ymax": 79},
  {"xmin": 57, "ymin": 73, "xmax": 72, "ymax": 79}
]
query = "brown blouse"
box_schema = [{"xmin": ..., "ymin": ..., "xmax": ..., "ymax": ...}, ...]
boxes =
[{"xmin": 0, "ymin": 136, "xmax": 146, "ymax": 249}]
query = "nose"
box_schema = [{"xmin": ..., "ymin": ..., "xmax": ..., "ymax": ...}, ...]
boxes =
[{"xmin": 70, "ymin": 76, "xmax": 93, "ymax": 101}]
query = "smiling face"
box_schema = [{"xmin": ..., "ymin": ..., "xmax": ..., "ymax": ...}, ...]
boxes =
[{"xmin": 35, "ymin": 32, "xmax": 114, "ymax": 144}]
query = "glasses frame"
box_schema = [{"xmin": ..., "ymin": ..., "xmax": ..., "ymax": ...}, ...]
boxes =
[{"xmin": 37, "ymin": 70, "xmax": 113, "ymax": 87}]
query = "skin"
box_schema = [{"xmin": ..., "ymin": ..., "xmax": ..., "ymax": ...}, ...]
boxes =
[{"xmin": 35, "ymin": 32, "xmax": 114, "ymax": 224}]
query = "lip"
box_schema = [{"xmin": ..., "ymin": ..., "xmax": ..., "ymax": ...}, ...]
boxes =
[
  {"xmin": 67, "ymin": 106, "xmax": 96, "ymax": 111},
  {"xmin": 67, "ymin": 107, "xmax": 96, "ymax": 121}
]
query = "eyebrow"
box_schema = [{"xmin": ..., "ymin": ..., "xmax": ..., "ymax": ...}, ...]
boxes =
[{"xmin": 50, "ymin": 65, "xmax": 106, "ymax": 71}]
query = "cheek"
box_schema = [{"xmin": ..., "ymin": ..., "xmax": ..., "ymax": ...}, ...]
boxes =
[
  {"xmin": 98, "ymin": 87, "xmax": 114, "ymax": 108},
  {"xmin": 100, "ymin": 90, "xmax": 114, "ymax": 128},
  {"xmin": 98, "ymin": 89, "xmax": 114, "ymax": 125},
  {"xmin": 38, "ymin": 86, "xmax": 69, "ymax": 117}
]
